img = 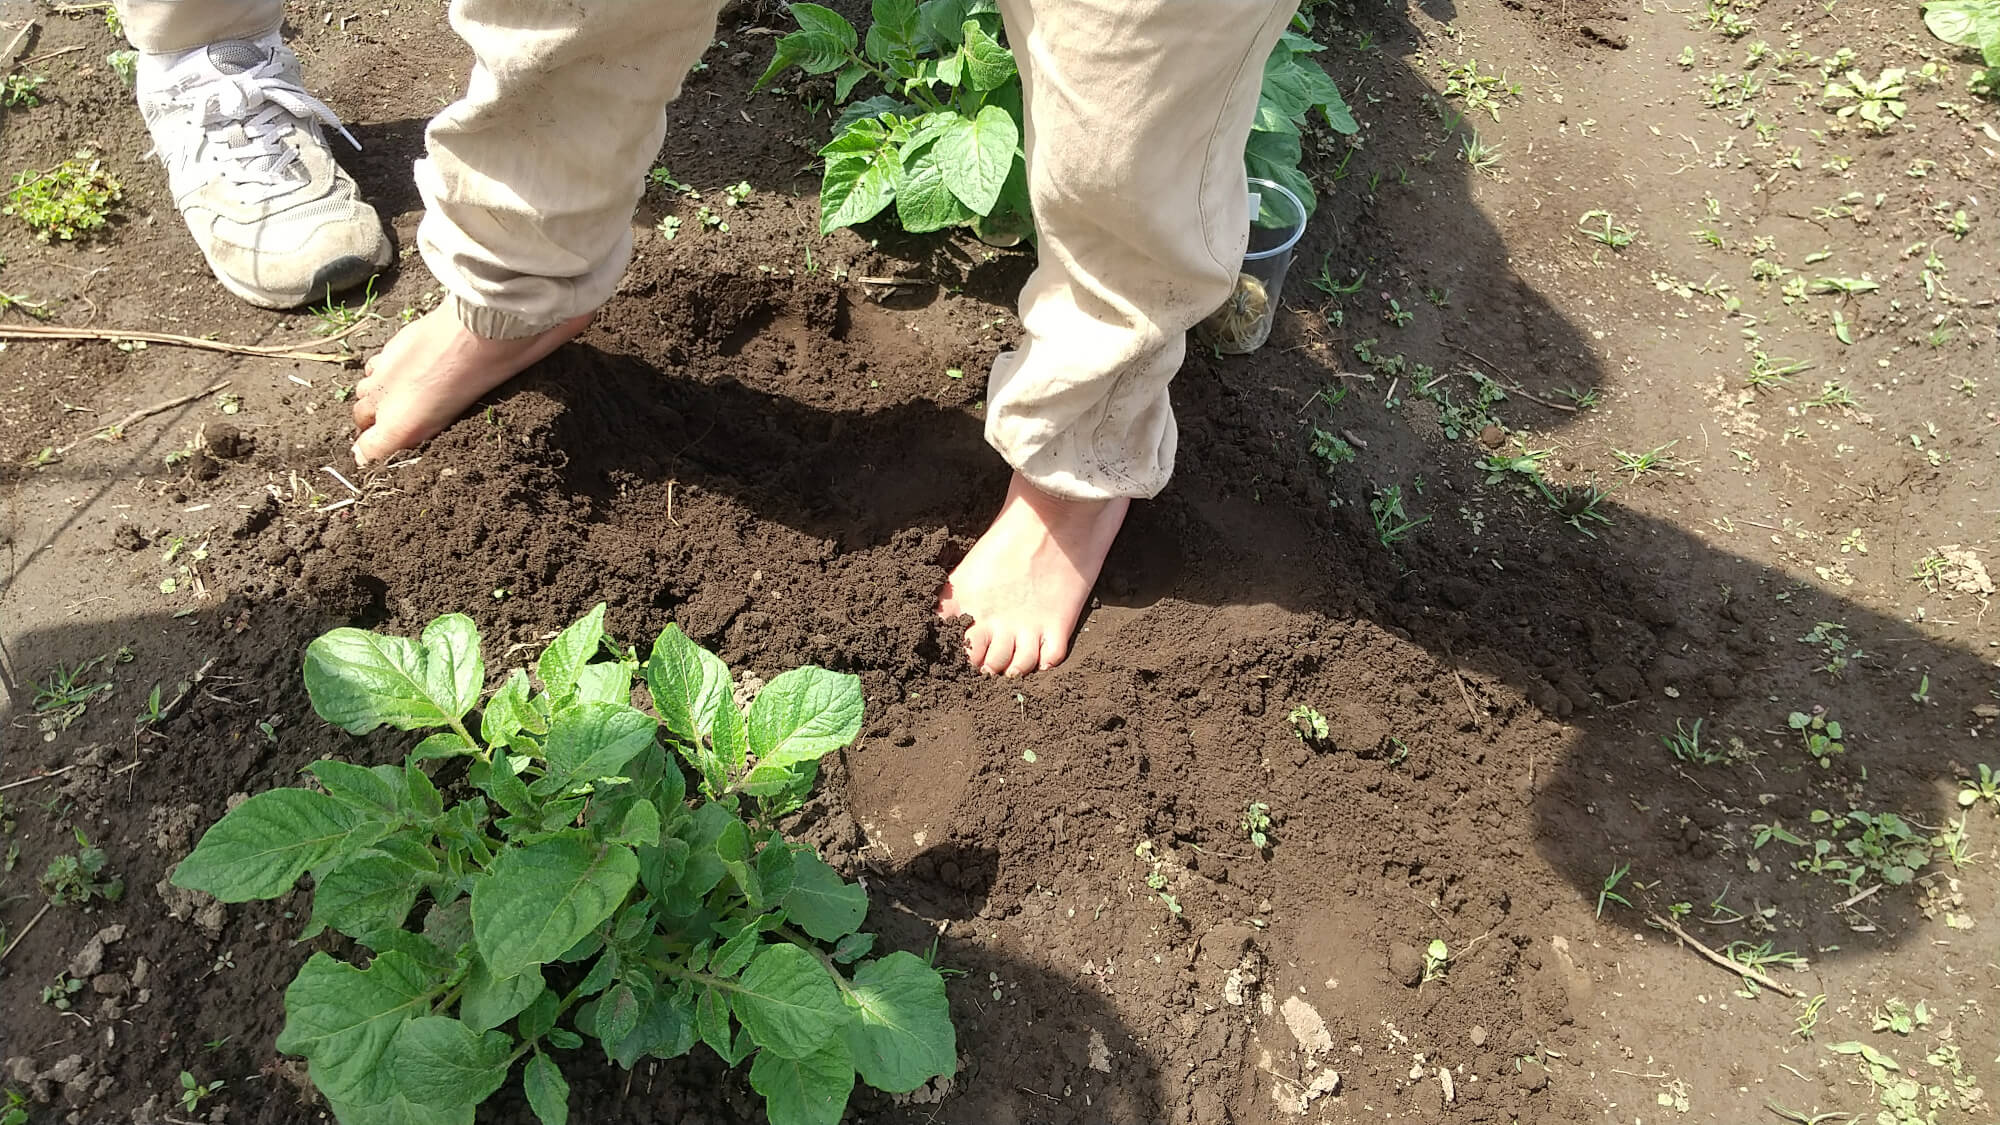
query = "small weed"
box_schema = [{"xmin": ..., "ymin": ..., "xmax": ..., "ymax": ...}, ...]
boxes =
[
  {"xmin": 309, "ymin": 277, "xmax": 378, "ymax": 337},
  {"xmin": 1788, "ymin": 707, "xmax": 1845, "ymax": 765},
  {"xmin": 1539, "ymin": 478, "xmax": 1614, "ymax": 537},
  {"xmin": 40, "ymin": 974, "xmax": 84, "ymax": 1010},
  {"xmin": 180, "ymin": 1072, "xmax": 224, "ymax": 1114},
  {"xmin": 1611, "ymin": 440, "xmax": 1681, "ymax": 479},
  {"xmin": 1798, "ymin": 621, "xmax": 1863, "ymax": 677},
  {"xmin": 1909, "ymin": 674, "xmax": 1931, "ymax": 706},
  {"xmin": 136, "ymin": 682, "xmax": 166, "ymax": 727},
  {"xmin": 1310, "ymin": 256, "xmax": 1365, "ymax": 298},
  {"xmin": 2, "ymin": 73, "xmax": 46, "ymax": 108},
  {"xmin": 1422, "ymin": 938, "xmax": 1449, "ymax": 982},
  {"xmin": 1794, "ymin": 993, "xmax": 1827, "ymax": 1040},
  {"xmin": 106, "ymin": 50, "xmax": 138, "ymax": 87},
  {"xmin": 1438, "ymin": 58, "xmax": 1521, "ymax": 120},
  {"xmin": 40, "ymin": 829, "xmax": 123, "ymax": 906},
  {"xmin": 1823, "ymin": 68, "xmax": 1907, "ymax": 133},
  {"xmin": 1460, "ymin": 130, "xmax": 1503, "ymax": 174},
  {"xmin": 1724, "ymin": 939, "xmax": 1805, "ymax": 973},
  {"xmin": 1578, "ymin": 209, "xmax": 1636, "ymax": 249},
  {"xmin": 1134, "ymin": 840, "xmax": 1183, "ymax": 916},
  {"xmin": 1958, "ymin": 764, "xmax": 1999, "ymax": 809},
  {"xmin": 1288, "ymin": 705, "xmax": 1329, "ymax": 746},
  {"xmin": 1383, "ymin": 297, "xmax": 1415, "ymax": 327},
  {"xmin": 1310, "ymin": 429, "xmax": 1357, "ymax": 470},
  {"xmin": 1662, "ymin": 718, "xmax": 1729, "ymax": 765},
  {"xmin": 1807, "ymin": 808, "xmax": 1931, "ymax": 885},
  {"xmin": 1596, "ymin": 862, "xmax": 1632, "ymax": 917},
  {"xmin": 647, "ymin": 166, "xmax": 695, "ymax": 194},
  {"xmin": 1241, "ymin": 802, "xmax": 1274, "ymax": 850},
  {"xmin": 1557, "ymin": 386, "xmax": 1600, "ymax": 409},
  {"xmin": 724, "ymin": 180, "xmax": 754, "ymax": 206},
  {"xmin": 6, "ymin": 154, "xmax": 122, "ymax": 241},
  {"xmin": 1370, "ymin": 484, "xmax": 1429, "ymax": 547},
  {"xmin": 657, "ymin": 214, "xmax": 683, "ymax": 240},
  {"xmin": 1870, "ymin": 998, "xmax": 1931, "ymax": 1035}
]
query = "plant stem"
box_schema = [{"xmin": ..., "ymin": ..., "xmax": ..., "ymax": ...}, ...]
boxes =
[{"xmin": 776, "ymin": 924, "xmax": 856, "ymax": 999}]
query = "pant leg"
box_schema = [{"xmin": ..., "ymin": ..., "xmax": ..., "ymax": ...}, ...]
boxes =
[
  {"xmin": 987, "ymin": 0, "xmax": 1297, "ymax": 501},
  {"xmin": 416, "ymin": 0, "xmax": 725, "ymax": 340},
  {"xmin": 116, "ymin": 0, "xmax": 283, "ymax": 53}
]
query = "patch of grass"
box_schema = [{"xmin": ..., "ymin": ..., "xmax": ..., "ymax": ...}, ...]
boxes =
[
  {"xmin": 1958, "ymin": 764, "xmax": 1999, "ymax": 809},
  {"xmin": 5, "ymin": 153, "xmax": 122, "ymax": 241},
  {"xmin": 1611, "ymin": 440, "xmax": 1681, "ymax": 479},
  {"xmin": 1578, "ymin": 209, "xmax": 1637, "ymax": 249},
  {"xmin": 1595, "ymin": 862, "xmax": 1632, "ymax": 917},
  {"xmin": 1369, "ymin": 484, "xmax": 1429, "ymax": 547},
  {"xmin": 1661, "ymin": 717, "xmax": 1729, "ymax": 765}
]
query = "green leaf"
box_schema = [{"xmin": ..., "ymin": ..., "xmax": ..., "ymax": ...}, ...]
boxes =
[
  {"xmin": 717, "ymin": 817, "xmax": 762, "ymax": 906},
  {"xmin": 785, "ymin": 851, "xmax": 868, "ymax": 941},
  {"xmin": 750, "ymin": 1039, "xmax": 856, "ymax": 1125},
  {"xmin": 602, "ymin": 798, "xmax": 662, "ymax": 848},
  {"xmin": 661, "ymin": 802, "xmax": 734, "ymax": 906},
  {"xmin": 305, "ymin": 839, "xmax": 437, "ymax": 942},
  {"xmin": 711, "ymin": 912, "xmax": 782, "ymax": 978},
  {"xmin": 866, "ymin": 0, "xmax": 920, "ymax": 62},
  {"xmin": 474, "ymin": 757, "xmax": 536, "ymax": 820},
  {"xmin": 819, "ymin": 132, "xmax": 899, "ymax": 233},
  {"xmin": 1829, "ymin": 1040, "xmax": 1901, "ymax": 1070},
  {"xmin": 538, "ymin": 604, "xmax": 606, "ymax": 702},
  {"xmin": 542, "ymin": 702, "xmax": 657, "ymax": 790},
  {"xmin": 304, "ymin": 614, "xmax": 482, "ymax": 734},
  {"xmin": 831, "ymin": 932, "xmax": 876, "ymax": 964},
  {"xmin": 524, "ymin": 1052, "xmax": 570, "ymax": 1125},
  {"xmin": 387, "ymin": 1016, "xmax": 513, "ymax": 1108},
  {"xmin": 172, "ymin": 789, "xmax": 365, "ymax": 902},
  {"xmin": 959, "ymin": 20, "xmax": 1015, "ymax": 90},
  {"xmin": 843, "ymin": 952, "xmax": 956, "ymax": 1092},
  {"xmin": 764, "ymin": 2, "xmax": 857, "ymax": 83},
  {"xmin": 893, "ymin": 134, "xmax": 975, "ymax": 232},
  {"xmin": 1243, "ymin": 127, "xmax": 1316, "ymax": 217},
  {"xmin": 917, "ymin": 0, "xmax": 992, "ymax": 50},
  {"xmin": 573, "ymin": 661, "xmax": 632, "ymax": 708},
  {"xmin": 834, "ymin": 60, "xmax": 870, "ymax": 102},
  {"xmin": 546, "ymin": 1028, "xmax": 583, "ymax": 1050},
  {"xmin": 411, "ymin": 732, "xmax": 478, "ymax": 762},
  {"xmin": 276, "ymin": 951, "xmax": 442, "ymax": 1108},
  {"xmin": 698, "ymin": 984, "xmax": 735, "ymax": 1058},
  {"xmin": 474, "ymin": 833, "xmax": 639, "ymax": 978},
  {"xmin": 598, "ymin": 983, "xmax": 644, "ymax": 1046},
  {"xmin": 833, "ymin": 93, "xmax": 909, "ymax": 132},
  {"xmin": 308, "ymin": 760, "xmax": 412, "ymax": 820},
  {"xmin": 930, "ymin": 104, "xmax": 1017, "ymax": 217},
  {"xmin": 481, "ymin": 669, "xmax": 542, "ymax": 750},
  {"xmin": 1922, "ymin": 0, "xmax": 2000, "ymax": 48},
  {"xmin": 742, "ymin": 667, "xmax": 864, "ymax": 793},
  {"xmin": 518, "ymin": 990, "xmax": 560, "ymax": 1042},
  {"xmin": 644, "ymin": 624, "xmax": 746, "ymax": 786},
  {"xmin": 729, "ymin": 944, "xmax": 852, "ymax": 1059},
  {"xmin": 599, "ymin": 985, "xmax": 697, "ymax": 1066},
  {"xmin": 461, "ymin": 959, "xmax": 545, "ymax": 1033}
]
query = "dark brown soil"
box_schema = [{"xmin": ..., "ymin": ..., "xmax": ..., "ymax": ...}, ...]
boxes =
[{"xmin": 4, "ymin": 0, "xmax": 1996, "ymax": 1124}]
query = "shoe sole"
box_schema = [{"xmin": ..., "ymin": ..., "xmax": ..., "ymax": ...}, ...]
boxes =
[{"xmin": 208, "ymin": 239, "xmax": 394, "ymax": 311}]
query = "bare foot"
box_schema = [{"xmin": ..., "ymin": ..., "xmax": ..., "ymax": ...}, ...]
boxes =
[
  {"xmin": 350, "ymin": 306, "xmax": 593, "ymax": 466},
  {"xmin": 938, "ymin": 472, "xmax": 1130, "ymax": 676}
]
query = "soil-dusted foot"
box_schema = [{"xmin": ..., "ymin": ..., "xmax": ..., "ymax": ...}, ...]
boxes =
[
  {"xmin": 939, "ymin": 472, "xmax": 1131, "ymax": 676},
  {"xmin": 350, "ymin": 306, "xmax": 592, "ymax": 465}
]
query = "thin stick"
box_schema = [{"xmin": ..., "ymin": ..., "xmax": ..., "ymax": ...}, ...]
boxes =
[
  {"xmin": 1440, "ymin": 642, "xmax": 1482, "ymax": 727},
  {"xmin": 15, "ymin": 43, "xmax": 84, "ymax": 68},
  {"xmin": 1647, "ymin": 913, "xmax": 1799, "ymax": 998},
  {"xmin": 1439, "ymin": 339, "xmax": 1579, "ymax": 413},
  {"xmin": 0, "ymin": 319, "xmax": 366, "ymax": 365},
  {"xmin": 0, "ymin": 901, "xmax": 52, "ymax": 961},
  {"xmin": 2, "ymin": 19, "xmax": 36, "ymax": 64},
  {"xmin": 0, "ymin": 763, "xmax": 76, "ymax": 792},
  {"xmin": 56, "ymin": 380, "xmax": 229, "ymax": 453}
]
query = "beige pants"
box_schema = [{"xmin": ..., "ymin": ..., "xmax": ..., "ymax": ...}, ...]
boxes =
[{"xmin": 120, "ymin": 0, "xmax": 1296, "ymax": 500}]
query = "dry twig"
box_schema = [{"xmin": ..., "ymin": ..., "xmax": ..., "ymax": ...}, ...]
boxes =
[
  {"xmin": 55, "ymin": 381, "xmax": 229, "ymax": 453},
  {"xmin": 0, "ymin": 317, "xmax": 368, "ymax": 365},
  {"xmin": 1647, "ymin": 913, "xmax": 1799, "ymax": 997},
  {"xmin": 1440, "ymin": 338, "xmax": 1580, "ymax": 413}
]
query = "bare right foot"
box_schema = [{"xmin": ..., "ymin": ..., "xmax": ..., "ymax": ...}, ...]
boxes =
[{"xmin": 350, "ymin": 305, "xmax": 593, "ymax": 466}]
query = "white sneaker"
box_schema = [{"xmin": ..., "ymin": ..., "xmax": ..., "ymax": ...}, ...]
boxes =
[{"xmin": 137, "ymin": 36, "xmax": 390, "ymax": 310}]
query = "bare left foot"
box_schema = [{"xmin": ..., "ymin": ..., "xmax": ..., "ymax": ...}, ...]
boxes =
[{"xmin": 938, "ymin": 472, "xmax": 1130, "ymax": 676}]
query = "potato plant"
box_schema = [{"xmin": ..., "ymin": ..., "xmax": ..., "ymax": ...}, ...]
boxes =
[
  {"xmin": 758, "ymin": 0, "xmax": 1356, "ymax": 240},
  {"xmin": 171, "ymin": 606, "xmax": 955, "ymax": 1125}
]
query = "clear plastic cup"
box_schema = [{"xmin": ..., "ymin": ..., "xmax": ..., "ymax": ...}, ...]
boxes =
[{"xmin": 1195, "ymin": 177, "xmax": 1309, "ymax": 355}]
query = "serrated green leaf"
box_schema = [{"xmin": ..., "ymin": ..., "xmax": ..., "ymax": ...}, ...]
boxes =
[
  {"xmin": 843, "ymin": 952, "xmax": 956, "ymax": 1092},
  {"xmin": 277, "ymin": 951, "xmax": 442, "ymax": 1108},
  {"xmin": 524, "ymin": 1052, "xmax": 569, "ymax": 1125},
  {"xmin": 474, "ymin": 833, "xmax": 639, "ymax": 978},
  {"xmin": 750, "ymin": 1038, "xmax": 855, "ymax": 1125},
  {"xmin": 172, "ymin": 789, "xmax": 365, "ymax": 902},
  {"xmin": 931, "ymin": 103, "xmax": 1016, "ymax": 216},
  {"xmin": 785, "ymin": 850, "xmax": 868, "ymax": 941},
  {"xmin": 742, "ymin": 667, "xmax": 864, "ymax": 793},
  {"xmin": 538, "ymin": 604, "xmax": 606, "ymax": 702},
  {"xmin": 461, "ymin": 959, "xmax": 545, "ymax": 1033},
  {"xmin": 387, "ymin": 1016, "xmax": 513, "ymax": 1108},
  {"xmin": 305, "ymin": 837, "xmax": 437, "ymax": 942},
  {"xmin": 959, "ymin": 20, "xmax": 1014, "ymax": 90},
  {"xmin": 542, "ymin": 702, "xmax": 656, "ymax": 790},
  {"xmin": 775, "ymin": 3, "xmax": 857, "ymax": 76},
  {"xmin": 729, "ymin": 944, "xmax": 852, "ymax": 1059},
  {"xmin": 305, "ymin": 615, "xmax": 482, "ymax": 734}
]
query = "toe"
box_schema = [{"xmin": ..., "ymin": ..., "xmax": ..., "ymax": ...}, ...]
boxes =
[
  {"xmin": 352, "ymin": 420, "xmax": 416, "ymax": 468},
  {"xmin": 963, "ymin": 621, "xmax": 993, "ymax": 671},
  {"xmin": 1037, "ymin": 632, "xmax": 1071, "ymax": 672},
  {"xmin": 1002, "ymin": 630, "xmax": 1042, "ymax": 677},
  {"xmin": 936, "ymin": 578, "xmax": 963, "ymax": 619},
  {"xmin": 980, "ymin": 629, "xmax": 1018, "ymax": 677},
  {"xmin": 351, "ymin": 388, "xmax": 378, "ymax": 433}
]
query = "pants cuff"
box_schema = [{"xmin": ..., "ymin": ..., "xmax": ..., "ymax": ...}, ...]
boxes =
[{"xmin": 450, "ymin": 296, "xmax": 556, "ymax": 341}]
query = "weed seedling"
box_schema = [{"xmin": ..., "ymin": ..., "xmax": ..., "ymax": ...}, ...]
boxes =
[
  {"xmin": 5, "ymin": 154, "xmax": 122, "ymax": 241},
  {"xmin": 1422, "ymin": 939, "xmax": 1449, "ymax": 983},
  {"xmin": 1909, "ymin": 675, "xmax": 1931, "ymax": 706},
  {"xmin": 1241, "ymin": 802, "xmax": 1274, "ymax": 850},
  {"xmin": 1870, "ymin": 998, "xmax": 1931, "ymax": 1035},
  {"xmin": 1135, "ymin": 840, "xmax": 1183, "ymax": 916},
  {"xmin": 1661, "ymin": 718, "xmax": 1728, "ymax": 765},
  {"xmin": 1958, "ymin": 764, "xmax": 1999, "ymax": 809},
  {"xmin": 1823, "ymin": 68, "xmax": 1907, "ymax": 132},
  {"xmin": 106, "ymin": 50, "xmax": 138, "ymax": 87},
  {"xmin": 647, "ymin": 166, "xmax": 695, "ymax": 195},
  {"xmin": 1460, "ymin": 130, "xmax": 1503, "ymax": 175},
  {"xmin": 1537, "ymin": 478, "xmax": 1614, "ymax": 537},
  {"xmin": 1788, "ymin": 708, "xmax": 1845, "ymax": 765},
  {"xmin": 1578, "ymin": 209, "xmax": 1637, "ymax": 249},
  {"xmin": 2, "ymin": 73, "xmax": 46, "ymax": 108},
  {"xmin": 40, "ymin": 974, "xmax": 84, "ymax": 1010},
  {"xmin": 179, "ymin": 1072, "xmax": 224, "ymax": 1114},
  {"xmin": 1288, "ymin": 705, "xmax": 1329, "ymax": 748},
  {"xmin": 1309, "ymin": 429, "xmax": 1356, "ymax": 470},
  {"xmin": 1611, "ymin": 440, "xmax": 1681, "ymax": 480},
  {"xmin": 40, "ymin": 830, "xmax": 122, "ymax": 906},
  {"xmin": 1596, "ymin": 862, "xmax": 1632, "ymax": 917},
  {"xmin": 1370, "ymin": 484, "xmax": 1429, "ymax": 547},
  {"xmin": 1800, "ymin": 381, "xmax": 1858, "ymax": 411},
  {"xmin": 1794, "ymin": 993, "xmax": 1827, "ymax": 1040}
]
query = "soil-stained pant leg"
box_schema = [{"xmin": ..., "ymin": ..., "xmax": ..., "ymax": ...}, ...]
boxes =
[
  {"xmin": 417, "ymin": 1, "xmax": 725, "ymax": 340},
  {"xmin": 988, "ymin": 0, "xmax": 1298, "ymax": 501},
  {"xmin": 116, "ymin": 0, "xmax": 283, "ymax": 53}
]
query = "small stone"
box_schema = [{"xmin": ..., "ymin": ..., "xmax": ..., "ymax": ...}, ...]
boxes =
[
  {"xmin": 1387, "ymin": 942, "xmax": 1425, "ymax": 987},
  {"xmin": 1517, "ymin": 1059, "xmax": 1548, "ymax": 1091},
  {"xmin": 90, "ymin": 973, "xmax": 131, "ymax": 996},
  {"xmin": 1280, "ymin": 996, "xmax": 1333, "ymax": 1055},
  {"xmin": 1469, "ymin": 1025, "xmax": 1487, "ymax": 1047}
]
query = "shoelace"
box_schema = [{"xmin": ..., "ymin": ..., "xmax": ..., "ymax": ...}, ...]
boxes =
[{"xmin": 156, "ymin": 53, "xmax": 360, "ymax": 186}]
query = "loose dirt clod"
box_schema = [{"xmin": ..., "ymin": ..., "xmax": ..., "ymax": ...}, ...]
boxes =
[{"xmin": 1280, "ymin": 996, "xmax": 1334, "ymax": 1055}]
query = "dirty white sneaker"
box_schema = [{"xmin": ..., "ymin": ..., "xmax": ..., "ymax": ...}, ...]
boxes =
[{"xmin": 137, "ymin": 36, "xmax": 390, "ymax": 310}]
